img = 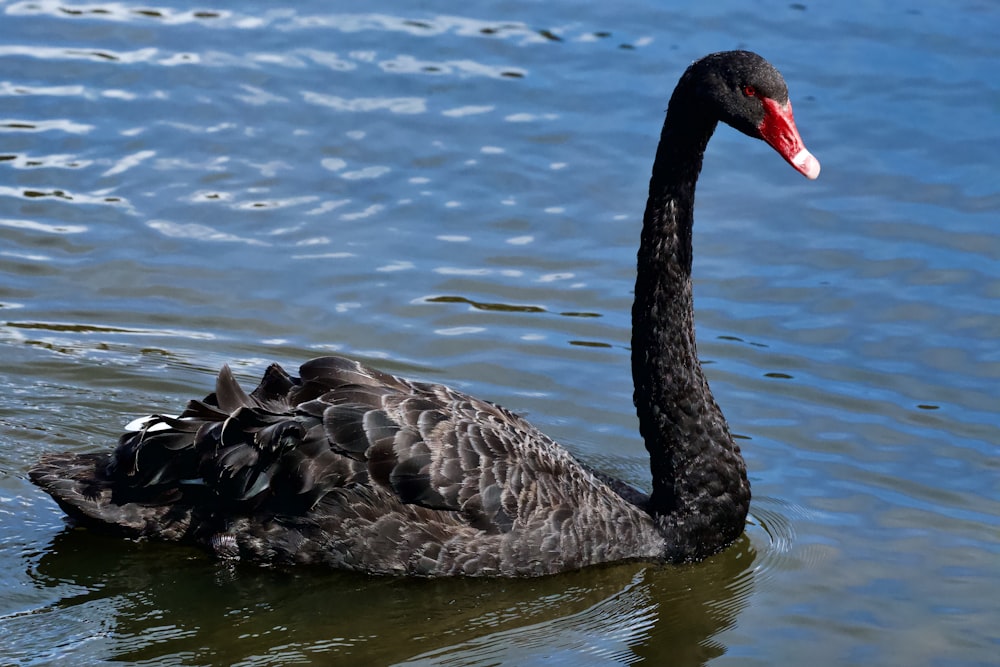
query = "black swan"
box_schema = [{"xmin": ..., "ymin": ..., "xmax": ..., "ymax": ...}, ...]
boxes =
[{"xmin": 30, "ymin": 51, "xmax": 819, "ymax": 576}]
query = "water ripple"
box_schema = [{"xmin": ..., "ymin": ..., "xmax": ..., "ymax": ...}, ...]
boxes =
[
  {"xmin": 301, "ymin": 92, "xmax": 426, "ymax": 114},
  {"xmin": 0, "ymin": 118, "xmax": 93, "ymax": 133},
  {"xmin": 0, "ymin": 218, "xmax": 87, "ymax": 234}
]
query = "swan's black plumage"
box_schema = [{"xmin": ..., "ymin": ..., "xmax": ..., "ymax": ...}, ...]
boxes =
[{"xmin": 30, "ymin": 51, "xmax": 818, "ymax": 576}]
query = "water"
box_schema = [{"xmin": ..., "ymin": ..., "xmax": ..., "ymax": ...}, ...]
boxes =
[{"xmin": 1, "ymin": 1, "xmax": 997, "ymax": 665}]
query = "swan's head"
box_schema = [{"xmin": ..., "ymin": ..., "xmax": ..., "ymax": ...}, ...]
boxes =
[{"xmin": 684, "ymin": 50, "xmax": 820, "ymax": 180}]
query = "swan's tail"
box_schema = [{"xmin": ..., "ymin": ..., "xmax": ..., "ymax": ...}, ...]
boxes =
[{"xmin": 29, "ymin": 452, "xmax": 194, "ymax": 540}]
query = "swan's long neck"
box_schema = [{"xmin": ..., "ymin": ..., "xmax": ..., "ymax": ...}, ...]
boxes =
[{"xmin": 631, "ymin": 105, "xmax": 751, "ymax": 562}]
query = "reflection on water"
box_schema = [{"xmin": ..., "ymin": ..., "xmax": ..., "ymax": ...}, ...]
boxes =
[{"xmin": 17, "ymin": 526, "xmax": 760, "ymax": 666}]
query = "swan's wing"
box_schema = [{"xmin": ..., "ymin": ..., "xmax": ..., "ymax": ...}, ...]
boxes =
[
  {"xmin": 110, "ymin": 356, "xmax": 547, "ymax": 533},
  {"xmin": 300, "ymin": 356, "xmax": 541, "ymax": 533}
]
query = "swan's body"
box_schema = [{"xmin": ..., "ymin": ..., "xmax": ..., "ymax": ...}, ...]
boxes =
[{"xmin": 30, "ymin": 51, "xmax": 818, "ymax": 577}]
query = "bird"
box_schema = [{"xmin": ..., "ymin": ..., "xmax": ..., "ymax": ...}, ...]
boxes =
[{"xmin": 30, "ymin": 50, "xmax": 819, "ymax": 577}]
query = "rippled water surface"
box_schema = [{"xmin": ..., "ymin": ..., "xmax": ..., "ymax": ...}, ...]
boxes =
[{"xmin": 1, "ymin": 1, "xmax": 997, "ymax": 665}]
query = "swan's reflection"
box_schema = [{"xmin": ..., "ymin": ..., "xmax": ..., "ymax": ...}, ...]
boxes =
[{"xmin": 27, "ymin": 526, "xmax": 759, "ymax": 666}]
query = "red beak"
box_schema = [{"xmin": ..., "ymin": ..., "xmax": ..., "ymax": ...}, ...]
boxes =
[{"xmin": 758, "ymin": 97, "xmax": 821, "ymax": 180}]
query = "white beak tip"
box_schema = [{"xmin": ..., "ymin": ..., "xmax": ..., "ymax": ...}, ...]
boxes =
[{"xmin": 792, "ymin": 148, "xmax": 821, "ymax": 180}]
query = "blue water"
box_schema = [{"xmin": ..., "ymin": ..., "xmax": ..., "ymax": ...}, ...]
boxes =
[{"xmin": 1, "ymin": 1, "xmax": 998, "ymax": 665}]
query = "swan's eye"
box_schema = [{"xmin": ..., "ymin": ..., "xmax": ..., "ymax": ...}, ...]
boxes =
[{"xmin": 743, "ymin": 85, "xmax": 756, "ymax": 97}]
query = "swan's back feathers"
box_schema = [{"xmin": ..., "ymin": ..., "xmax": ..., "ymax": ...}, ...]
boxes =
[{"xmin": 31, "ymin": 356, "xmax": 663, "ymax": 575}]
